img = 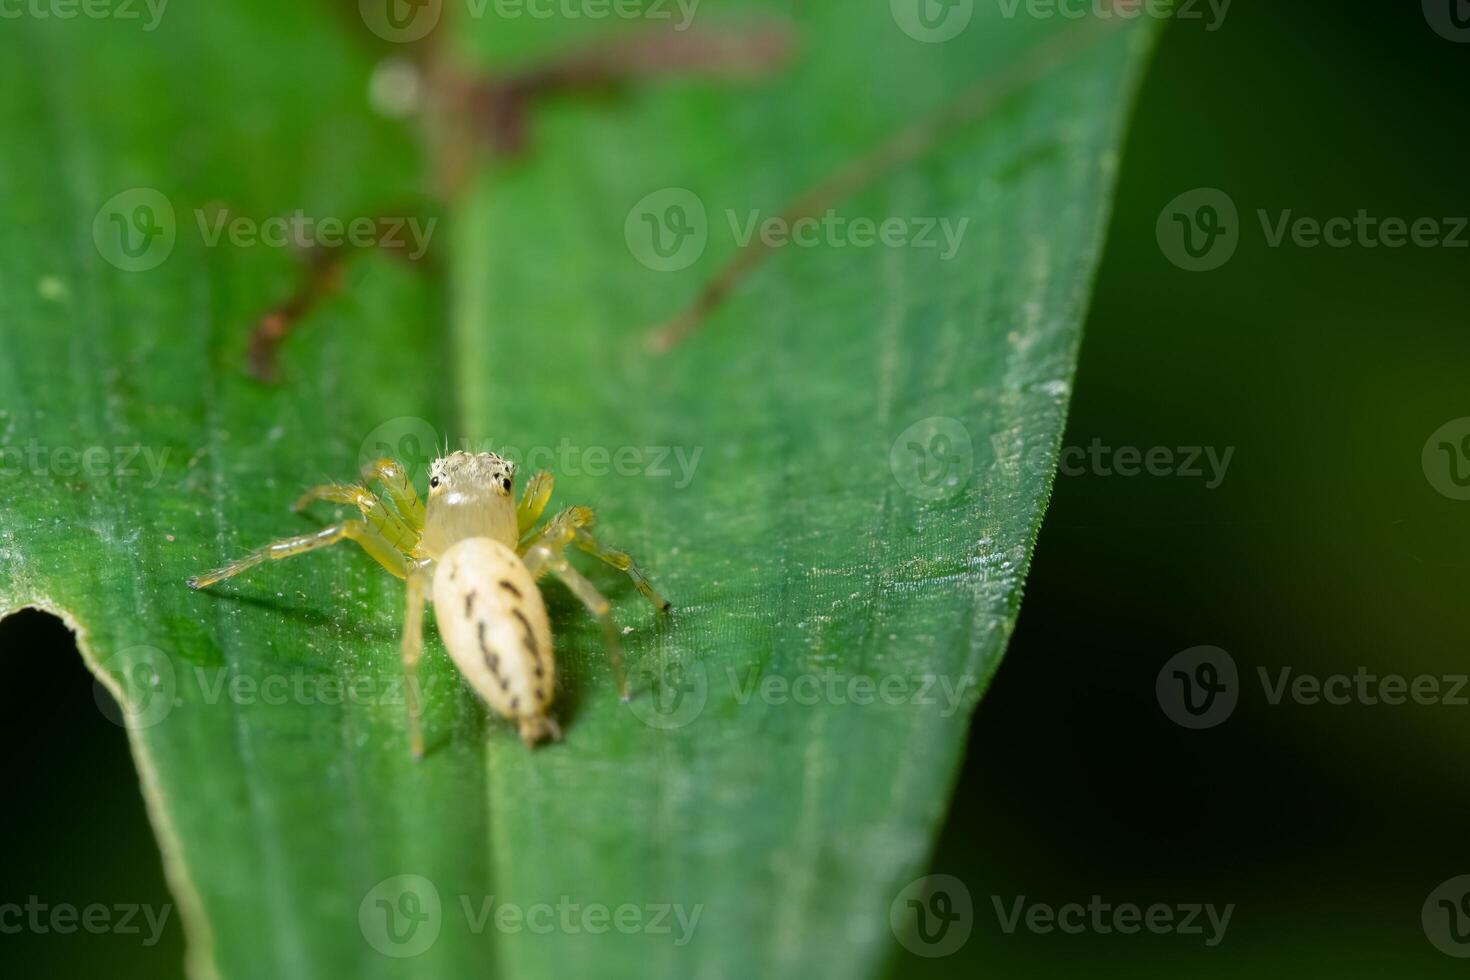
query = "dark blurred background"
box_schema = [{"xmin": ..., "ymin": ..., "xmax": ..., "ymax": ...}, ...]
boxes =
[
  {"xmin": 3, "ymin": 2, "xmax": 1466, "ymax": 977},
  {"xmin": 910, "ymin": 1, "xmax": 1470, "ymax": 976}
]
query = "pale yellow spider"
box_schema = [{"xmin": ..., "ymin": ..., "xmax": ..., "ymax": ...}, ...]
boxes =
[{"xmin": 188, "ymin": 451, "xmax": 670, "ymax": 756}]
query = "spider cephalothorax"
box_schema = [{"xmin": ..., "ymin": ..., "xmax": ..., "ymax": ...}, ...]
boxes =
[{"xmin": 420, "ymin": 451, "xmax": 519, "ymax": 558}]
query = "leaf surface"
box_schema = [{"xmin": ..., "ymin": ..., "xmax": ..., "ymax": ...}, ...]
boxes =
[{"xmin": 0, "ymin": 3, "xmax": 1157, "ymax": 977}]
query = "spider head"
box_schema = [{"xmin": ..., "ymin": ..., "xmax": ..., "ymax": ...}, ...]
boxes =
[
  {"xmin": 421, "ymin": 450, "xmax": 518, "ymax": 555},
  {"xmin": 427, "ymin": 450, "xmax": 516, "ymax": 500}
]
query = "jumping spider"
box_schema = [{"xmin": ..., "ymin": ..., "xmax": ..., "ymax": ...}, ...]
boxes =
[{"xmin": 188, "ymin": 451, "xmax": 670, "ymax": 756}]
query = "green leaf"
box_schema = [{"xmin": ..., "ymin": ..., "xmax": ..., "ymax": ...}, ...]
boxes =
[{"xmin": 0, "ymin": 3, "xmax": 1157, "ymax": 977}]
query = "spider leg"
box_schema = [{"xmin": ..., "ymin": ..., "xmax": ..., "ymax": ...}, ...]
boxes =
[
  {"xmin": 188, "ymin": 520, "xmax": 409, "ymax": 590},
  {"xmin": 360, "ymin": 456, "xmax": 425, "ymax": 533},
  {"xmin": 515, "ymin": 469, "xmax": 555, "ymax": 538},
  {"xmin": 520, "ymin": 505, "xmax": 671, "ymax": 612},
  {"xmin": 522, "ymin": 540, "xmax": 629, "ymax": 702},
  {"xmin": 400, "ymin": 560, "xmax": 433, "ymax": 760},
  {"xmin": 518, "ymin": 504, "xmax": 593, "ymax": 553},
  {"xmin": 573, "ymin": 526, "xmax": 671, "ymax": 612},
  {"xmin": 293, "ymin": 482, "xmax": 420, "ymax": 555}
]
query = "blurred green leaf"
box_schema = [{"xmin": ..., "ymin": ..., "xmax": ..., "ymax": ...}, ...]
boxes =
[{"xmin": 0, "ymin": 2, "xmax": 1155, "ymax": 977}]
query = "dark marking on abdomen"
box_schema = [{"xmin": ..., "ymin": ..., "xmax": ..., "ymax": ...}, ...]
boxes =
[
  {"xmin": 511, "ymin": 608, "xmax": 540, "ymax": 664},
  {"xmin": 477, "ymin": 620, "xmax": 505, "ymax": 685}
]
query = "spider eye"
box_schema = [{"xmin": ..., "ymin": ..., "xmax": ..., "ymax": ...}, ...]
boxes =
[
  {"xmin": 430, "ymin": 476, "xmax": 440, "ymax": 489},
  {"xmin": 501, "ymin": 477, "xmax": 512, "ymax": 491}
]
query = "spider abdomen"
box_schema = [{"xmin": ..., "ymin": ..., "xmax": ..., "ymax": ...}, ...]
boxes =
[{"xmin": 432, "ymin": 536, "xmax": 559, "ymax": 745}]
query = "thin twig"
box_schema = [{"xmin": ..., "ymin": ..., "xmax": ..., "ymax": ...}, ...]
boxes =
[{"xmin": 644, "ymin": 14, "xmax": 1133, "ymax": 352}]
